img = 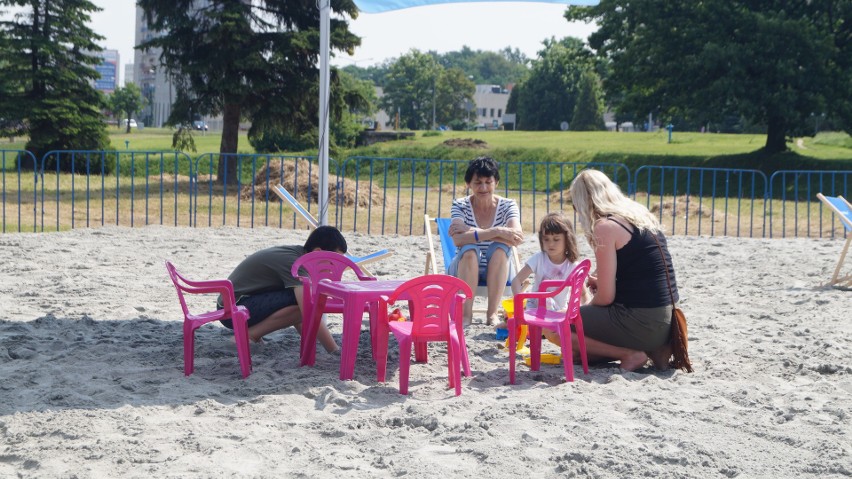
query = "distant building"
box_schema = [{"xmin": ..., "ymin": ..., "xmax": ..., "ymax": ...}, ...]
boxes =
[
  {"xmin": 124, "ymin": 64, "xmax": 134, "ymax": 86},
  {"xmin": 94, "ymin": 49, "xmax": 119, "ymax": 94},
  {"xmin": 473, "ymin": 84, "xmax": 510, "ymax": 130}
]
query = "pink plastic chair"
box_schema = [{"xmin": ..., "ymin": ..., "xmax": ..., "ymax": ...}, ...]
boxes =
[
  {"xmin": 509, "ymin": 258, "xmax": 592, "ymax": 384},
  {"xmin": 165, "ymin": 261, "xmax": 252, "ymax": 379},
  {"xmin": 291, "ymin": 251, "xmax": 377, "ymax": 362},
  {"xmin": 375, "ymin": 275, "xmax": 472, "ymax": 396}
]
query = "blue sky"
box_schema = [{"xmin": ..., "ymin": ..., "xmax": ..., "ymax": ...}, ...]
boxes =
[{"xmin": 86, "ymin": 1, "xmax": 596, "ymax": 83}]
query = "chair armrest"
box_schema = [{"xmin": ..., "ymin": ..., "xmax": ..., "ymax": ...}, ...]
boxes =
[{"xmin": 537, "ymin": 279, "xmax": 566, "ymax": 292}]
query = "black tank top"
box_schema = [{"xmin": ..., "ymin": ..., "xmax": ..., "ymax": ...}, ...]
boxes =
[{"xmin": 610, "ymin": 217, "xmax": 679, "ymax": 307}]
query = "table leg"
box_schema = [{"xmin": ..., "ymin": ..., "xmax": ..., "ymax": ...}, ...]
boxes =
[{"xmin": 339, "ymin": 299, "xmax": 365, "ymax": 380}]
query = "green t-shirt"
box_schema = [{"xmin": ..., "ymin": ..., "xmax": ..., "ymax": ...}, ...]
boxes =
[{"xmin": 218, "ymin": 245, "xmax": 305, "ymax": 307}]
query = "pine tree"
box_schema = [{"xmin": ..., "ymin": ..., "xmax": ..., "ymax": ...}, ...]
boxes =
[{"xmin": 0, "ymin": 0, "xmax": 110, "ymax": 169}]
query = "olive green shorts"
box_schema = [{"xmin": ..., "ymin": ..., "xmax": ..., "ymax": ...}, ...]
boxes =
[{"xmin": 579, "ymin": 303, "xmax": 673, "ymax": 351}]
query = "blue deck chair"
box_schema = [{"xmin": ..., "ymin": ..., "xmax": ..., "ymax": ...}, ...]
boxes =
[
  {"xmin": 816, "ymin": 193, "xmax": 852, "ymax": 288},
  {"xmin": 424, "ymin": 214, "xmax": 526, "ymax": 311},
  {"xmin": 272, "ymin": 184, "xmax": 392, "ymax": 275}
]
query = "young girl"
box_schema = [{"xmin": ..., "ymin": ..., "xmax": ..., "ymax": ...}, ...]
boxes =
[{"xmin": 497, "ymin": 212, "xmax": 589, "ymax": 343}]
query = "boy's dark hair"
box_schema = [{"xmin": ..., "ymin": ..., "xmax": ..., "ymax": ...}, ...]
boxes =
[
  {"xmin": 304, "ymin": 225, "xmax": 348, "ymax": 253},
  {"xmin": 464, "ymin": 156, "xmax": 500, "ymax": 183},
  {"xmin": 538, "ymin": 212, "xmax": 580, "ymax": 262}
]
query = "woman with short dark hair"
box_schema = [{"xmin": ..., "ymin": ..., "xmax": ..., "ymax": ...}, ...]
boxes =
[{"xmin": 448, "ymin": 157, "xmax": 524, "ymax": 327}]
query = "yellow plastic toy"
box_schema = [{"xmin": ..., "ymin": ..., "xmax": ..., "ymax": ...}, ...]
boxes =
[
  {"xmin": 501, "ymin": 298, "xmax": 528, "ymax": 353},
  {"xmin": 524, "ymin": 353, "xmax": 562, "ymax": 366},
  {"xmin": 503, "ymin": 298, "xmax": 562, "ymax": 365}
]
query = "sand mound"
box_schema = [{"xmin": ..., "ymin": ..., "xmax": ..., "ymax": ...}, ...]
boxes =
[
  {"xmin": 240, "ymin": 158, "xmax": 384, "ymax": 207},
  {"xmin": 442, "ymin": 138, "xmax": 488, "ymax": 149}
]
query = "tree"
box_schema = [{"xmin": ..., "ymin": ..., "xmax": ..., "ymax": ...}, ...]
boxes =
[
  {"xmin": 248, "ymin": 68, "xmax": 375, "ymax": 152},
  {"xmin": 515, "ymin": 37, "xmax": 594, "ymax": 130},
  {"xmin": 571, "ymin": 70, "xmax": 605, "ymax": 131},
  {"xmin": 137, "ymin": 0, "xmax": 361, "ymax": 182},
  {"xmin": 568, "ymin": 1, "xmax": 852, "ymax": 153},
  {"xmin": 379, "ymin": 50, "xmax": 440, "ymax": 130},
  {"xmin": 109, "ymin": 84, "xmax": 146, "ymax": 133},
  {"xmin": 379, "ymin": 50, "xmax": 475, "ymax": 130},
  {"xmin": 0, "ymin": 0, "xmax": 110, "ymax": 165}
]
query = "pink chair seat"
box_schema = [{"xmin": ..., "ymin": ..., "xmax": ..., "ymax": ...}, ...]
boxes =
[
  {"xmin": 165, "ymin": 261, "xmax": 252, "ymax": 379},
  {"xmin": 509, "ymin": 258, "xmax": 591, "ymax": 384}
]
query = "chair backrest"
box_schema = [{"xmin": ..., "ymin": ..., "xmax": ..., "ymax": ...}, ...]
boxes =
[
  {"xmin": 817, "ymin": 194, "xmax": 852, "ymax": 232},
  {"xmin": 434, "ymin": 218, "xmax": 458, "ymax": 272},
  {"xmin": 274, "ymin": 183, "xmax": 319, "ymax": 228},
  {"xmin": 290, "ymin": 251, "xmax": 373, "ymax": 297},
  {"xmin": 432, "ymin": 217, "xmax": 519, "ymax": 287},
  {"xmin": 564, "ymin": 259, "xmax": 592, "ymax": 318},
  {"xmin": 387, "ymin": 275, "xmax": 473, "ymax": 340},
  {"xmin": 165, "ymin": 261, "xmax": 239, "ymax": 317}
]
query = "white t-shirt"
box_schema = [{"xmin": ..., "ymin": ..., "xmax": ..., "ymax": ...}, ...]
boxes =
[{"xmin": 525, "ymin": 251, "xmax": 580, "ymax": 311}]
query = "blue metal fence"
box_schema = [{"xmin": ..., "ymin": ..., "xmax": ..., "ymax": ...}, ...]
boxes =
[
  {"xmin": 2, "ymin": 149, "xmax": 850, "ymax": 240},
  {"xmin": 768, "ymin": 170, "xmax": 852, "ymax": 238}
]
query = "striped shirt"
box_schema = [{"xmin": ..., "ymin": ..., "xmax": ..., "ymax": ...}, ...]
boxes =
[{"xmin": 450, "ymin": 196, "xmax": 520, "ymax": 269}]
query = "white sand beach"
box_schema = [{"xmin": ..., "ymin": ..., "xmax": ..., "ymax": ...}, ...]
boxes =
[{"xmin": 1, "ymin": 226, "xmax": 850, "ymax": 478}]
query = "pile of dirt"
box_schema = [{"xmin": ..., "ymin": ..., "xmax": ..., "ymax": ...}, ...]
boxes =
[
  {"xmin": 648, "ymin": 195, "xmax": 727, "ymax": 222},
  {"xmin": 239, "ymin": 158, "xmax": 385, "ymax": 208},
  {"xmin": 441, "ymin": 138, "xmax": 488, "ymax": 149}
]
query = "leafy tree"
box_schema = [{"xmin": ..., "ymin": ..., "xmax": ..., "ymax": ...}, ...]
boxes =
[
  {"xmin": 571, "ymin": 70, "xmax": 605, "ymax": 131},
  {"xmin": 248, "ymin": 68, "xmax": 375, "ymax": 152},
  {"xmin": 109, "ymin": 84, "xmax": 146, "ymax": 133},
  {"xmin": 379, "ymin": 50, "xmax": 475, "ymax": 130},
  {"xmin": 568, "ymin": 1, "xmax": 852, "ymax": 153},
  {"xmin": 137, "ymin": 0, "xmax": 361, "ymax": 182},
  {"xmin": 379, "ymin": 49, "xmax": 440, "ymax": 130},
  {"xmin": 0, "ymin": 0, "xmax": 110, "ymax": 166},
  {"xmin": 515, "ymin": 37, "xmax": 594, "ymax": 130},
  {"xmin": 435, "ymin": 67, "xmax": 475, "ymax": 127},
  {"xmin": 438, "ymin": 46, "xmax": 529, "ymax": 86}
]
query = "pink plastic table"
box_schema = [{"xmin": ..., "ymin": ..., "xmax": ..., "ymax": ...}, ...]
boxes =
[{"xmin": 302, "ymin": 279, "xmax": 406, "ymax": 380}]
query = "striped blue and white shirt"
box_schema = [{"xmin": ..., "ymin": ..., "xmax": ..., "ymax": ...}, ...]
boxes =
[{"xmin": 450, "ymin": 196, "xmax": 520, "ymax": 269}]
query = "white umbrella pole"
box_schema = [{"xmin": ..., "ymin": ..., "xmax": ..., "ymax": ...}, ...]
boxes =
[{"xmin": 318, "ymin": 0, "xmax": 331, "ymax": 226}]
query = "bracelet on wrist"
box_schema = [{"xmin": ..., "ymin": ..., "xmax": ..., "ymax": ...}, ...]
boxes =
[{"xmin": 474, "ymin": 230, "xmax": 479, "ymax": 242}]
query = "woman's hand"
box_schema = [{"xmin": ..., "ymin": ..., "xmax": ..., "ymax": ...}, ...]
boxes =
[
  {"xmin": 586, "ymin": 275, "xmax": 598, "ymax": 294},
  {"xmin": 448, "ymin": 221, "xmax": 470, "ymax": 237}
]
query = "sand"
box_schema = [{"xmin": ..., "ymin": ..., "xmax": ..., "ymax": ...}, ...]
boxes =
[{"xmin": 1, "ymin": 226, "xmax": 850, "ymax": 478}]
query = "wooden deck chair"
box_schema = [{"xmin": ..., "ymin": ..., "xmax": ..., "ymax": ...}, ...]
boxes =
[
  {"xmin": 272, "ymin": 183, "xmax": 392, "ymax": 275},
  {"xmin": 424, "ymin": 214, "xmax": 527, "ymax": 312},
  {"xmin": 816, "ymin": 193, "xmax": 852, "ymax": 288}
]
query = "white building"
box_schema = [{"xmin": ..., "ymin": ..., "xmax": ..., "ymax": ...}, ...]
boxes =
[
  {"xmin": 473, "ymin": 84, "xmax": 511, "ymax": 130},
  {"xmin": 134, "ymin": 6, "xmax": 175, "ymax": 128}
]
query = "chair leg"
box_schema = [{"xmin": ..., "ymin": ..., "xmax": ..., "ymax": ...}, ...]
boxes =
[
  {"xmin": 458, "ymin": 325, "xmax": 471, "ymax": 377},
  {"xmin": 830, "ymin": 237, "xmax": 851, "ymax": 285},
  {"xmin": 449, "ymin": 338, "xmax": 462, "ymax": 396},
  {"xmin": 183, "ymin": 323, "xmax": 195, "ymax": 376},
  {"xmin": 574, "ymin": 319, "xmax": 590, "ymax": 375},
  {"xmin": 233, "ymin": 316, "xmax": 252, "ymax": 379},
  {"xmin": 415, "ymin": 342, "xmax": 428, "ymax": 363},
  {"xmin": 508, "ymin": 318, "xmax": 517, "ymax": 384},
  {"xmin": 528, "ymin": 325, "xmax": 542, "ymax": 372},
  {"xmin": 558, "ymin": 323, "xmax": 574, "ymax": 382},
  {"xmin": 398, "ymin": 337, "xmax": 412, "ymax": 395},
  {"xmin": 375, "ymin": 322, "xmax": 389, "ymax": 383}
]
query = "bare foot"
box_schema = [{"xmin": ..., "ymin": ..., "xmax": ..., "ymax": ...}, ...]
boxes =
[
  {"xmin": 462, "ymin": 315, "xmax": 473, "ymax": 329},
  {"xmin": 619, "ymin": 351, "xmax": 649, "ymax": 371},
  {"xmin": 493, "ymin": 320, "xmax": 508, "ymax": 330},
  {"xmin": 486, "ymin": 315, "xmax": 499, "ymax": 326},
  {"xmin": 648, "ymin": 344, "xmax": 672, "ymax": 371}
]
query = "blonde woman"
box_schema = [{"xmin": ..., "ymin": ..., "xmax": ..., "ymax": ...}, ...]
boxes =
[{"xmin": 569, "ymin": 169, "xmax": 678, "ymax": 371}]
